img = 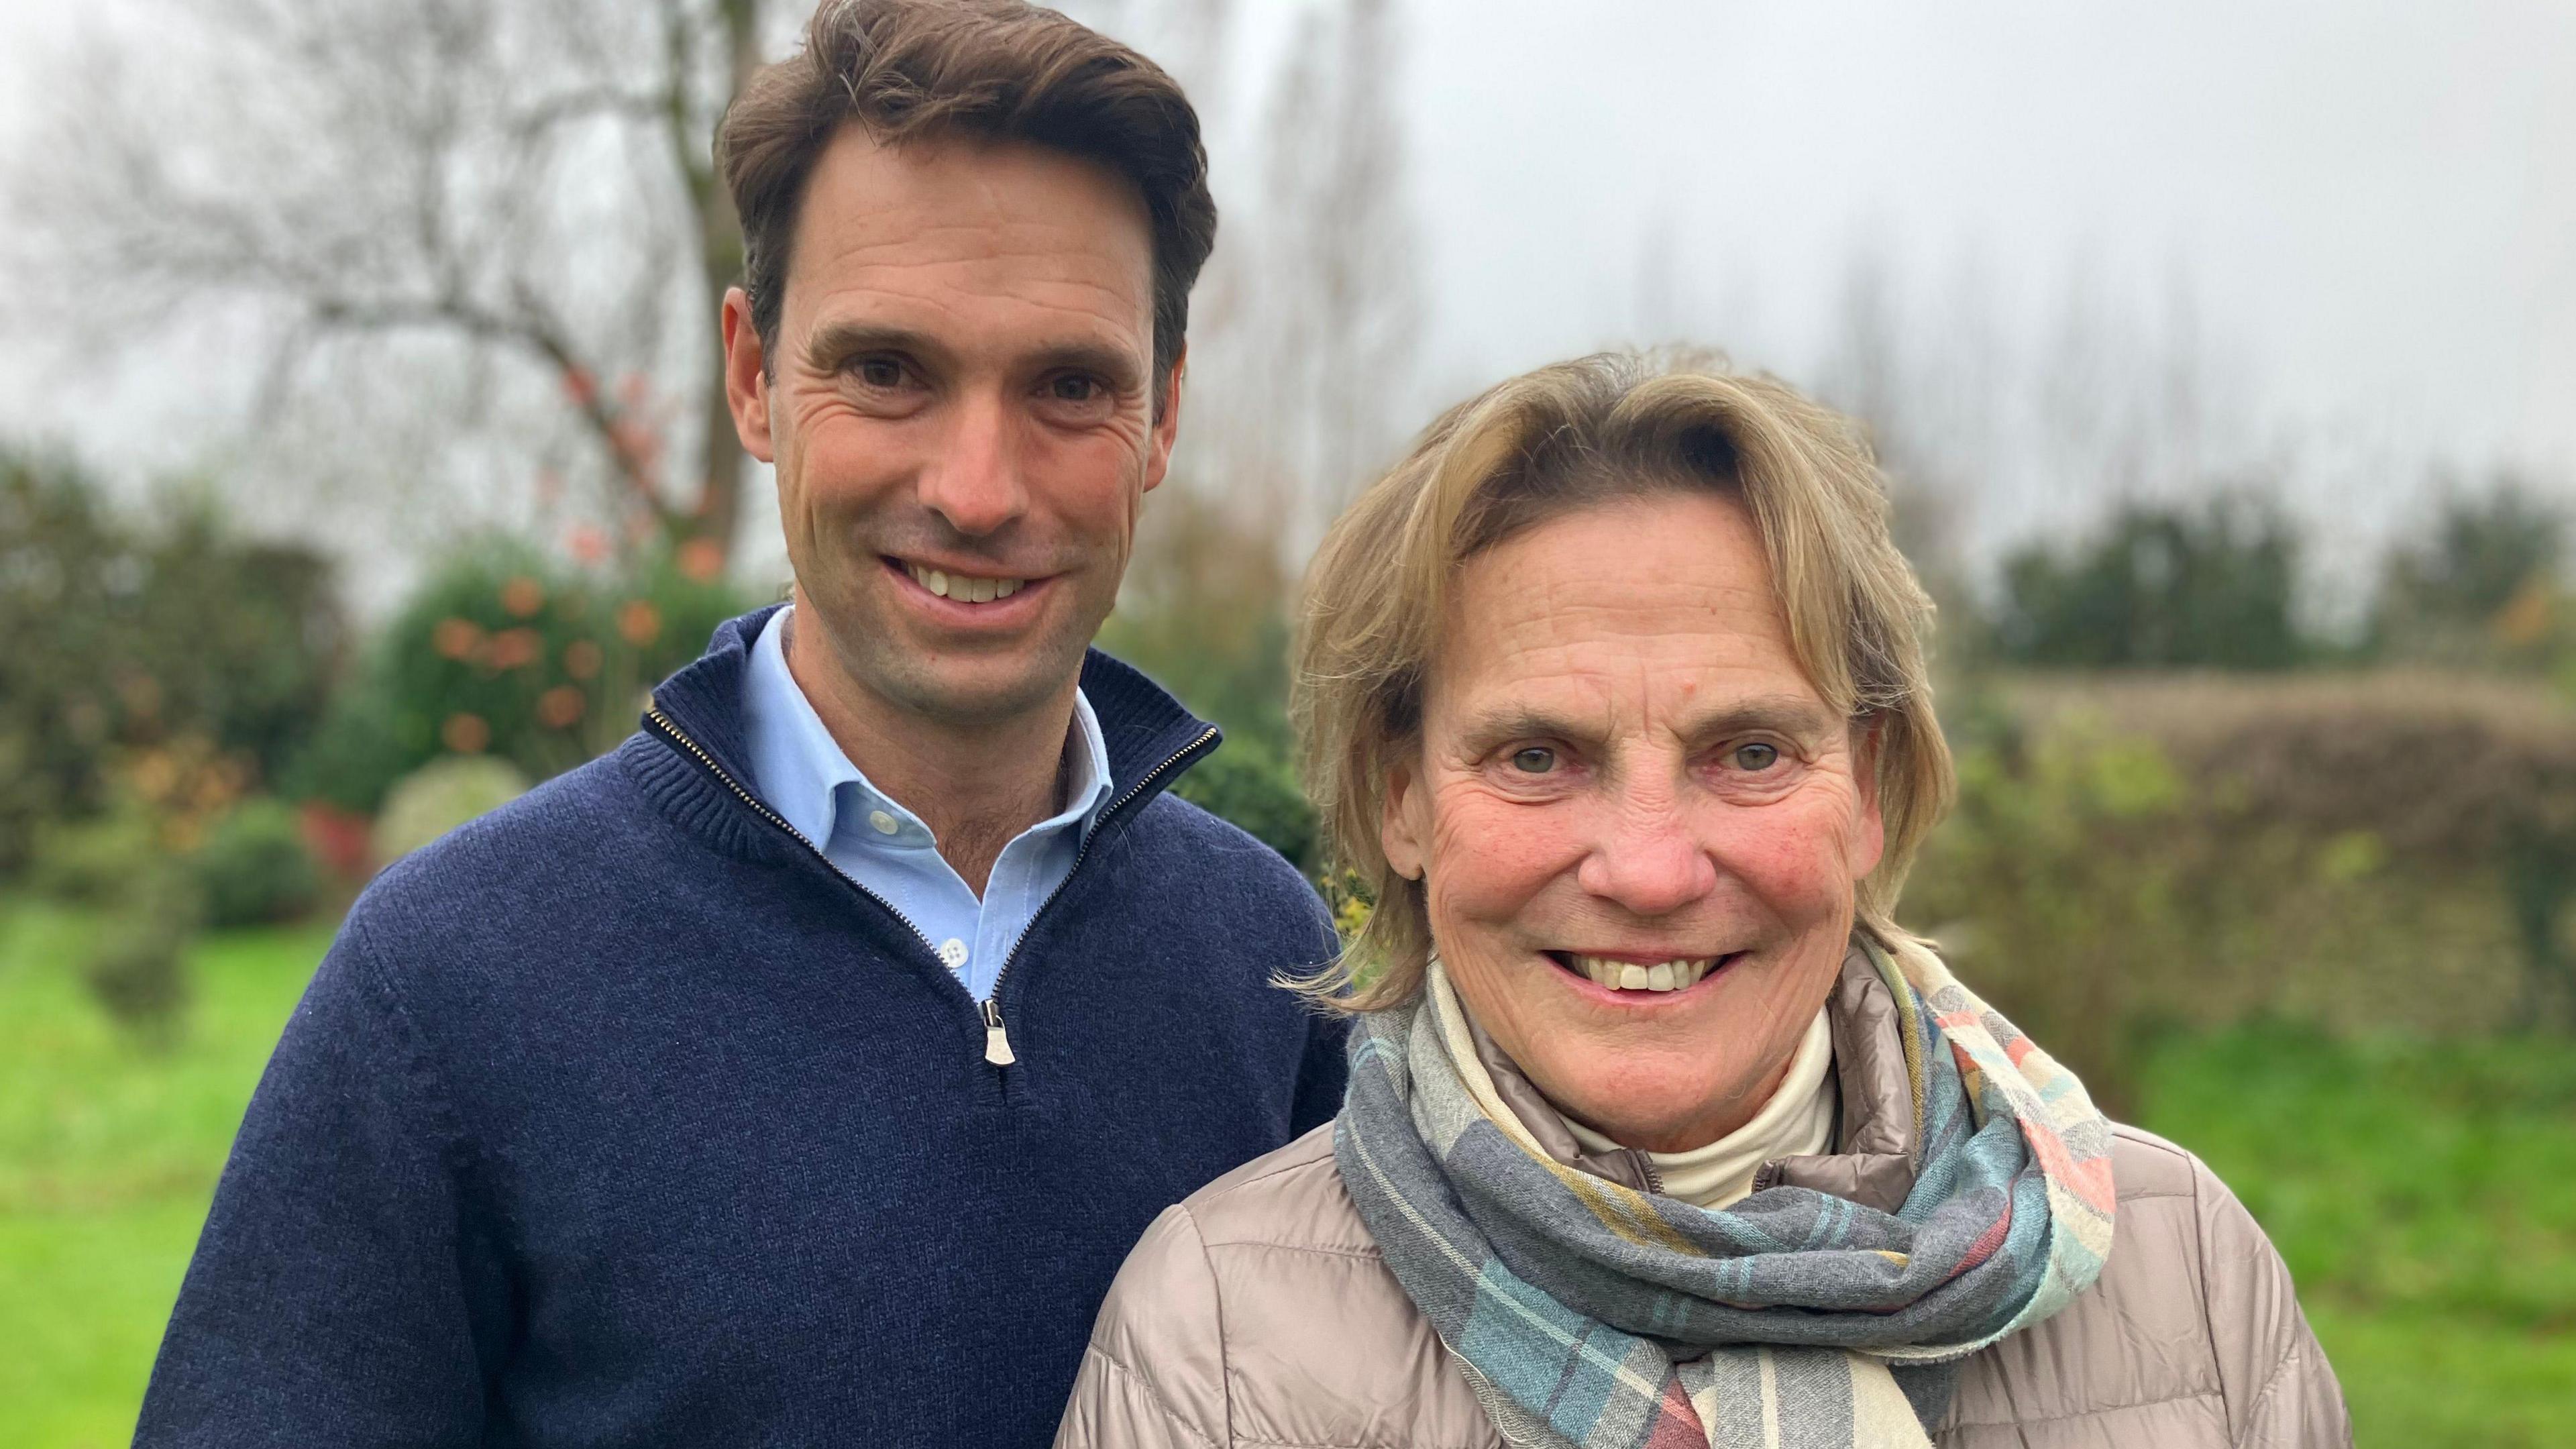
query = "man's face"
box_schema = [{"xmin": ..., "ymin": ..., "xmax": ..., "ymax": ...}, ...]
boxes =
[{"xmin": 724, "ymin": 127, "xmax": 1177, "ymax": 727}]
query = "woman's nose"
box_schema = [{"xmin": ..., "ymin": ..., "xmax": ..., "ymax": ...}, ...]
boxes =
[
  {"xmin": 917, "ymin": 390, "xmax": 1030, "ymax": 537},
  {"xmin": 1573, "ymin": 804, "xmax": 1719, "ymax": 918}
]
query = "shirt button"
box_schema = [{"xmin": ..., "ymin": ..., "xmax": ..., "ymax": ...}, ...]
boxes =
[
  {"xmin": 939, "ymin": 938, "xmax": 970, "ymax": 969},
  {"xmin": 867, "ymin": 810, "xmax": 899, "ymax": 835}
]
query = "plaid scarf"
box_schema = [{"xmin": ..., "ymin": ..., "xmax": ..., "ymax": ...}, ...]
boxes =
[{"xmin": 1333, "ymin": 932, "xmax": 2116, "ymax": 1448}]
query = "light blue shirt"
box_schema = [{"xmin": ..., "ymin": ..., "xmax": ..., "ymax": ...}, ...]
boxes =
[{"xmin": 739, "ymin": 607, "xmax": 1114, "ymax": 1002}]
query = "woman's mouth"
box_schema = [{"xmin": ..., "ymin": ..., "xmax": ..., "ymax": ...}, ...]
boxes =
[{"xmin": 1544, "ymin": 951, "xmax": 1737, "ymax": 994}]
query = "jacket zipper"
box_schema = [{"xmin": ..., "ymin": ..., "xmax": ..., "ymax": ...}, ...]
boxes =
[{"xmin": 645, "ymin": 707, "xmax": 1216, "ymax": 1070}]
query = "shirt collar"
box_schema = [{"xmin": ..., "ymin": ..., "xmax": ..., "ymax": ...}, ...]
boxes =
[{"xmin": 739, "ymin": 605, "xmax": 1115, "ymax": 853}]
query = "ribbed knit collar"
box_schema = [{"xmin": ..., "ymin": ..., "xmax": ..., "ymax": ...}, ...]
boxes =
[{"xmin": 626, "ymin": 604, "xmax": 1221, "ymax": 865}]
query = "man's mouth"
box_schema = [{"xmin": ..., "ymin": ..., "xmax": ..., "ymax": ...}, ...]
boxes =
[
  {"xmin": 1544, "ymin": 951, "xmax": 1737, "ymax": 994},
  {"xmin": 894, "ymin": 557, "xmax": 1031, "ymax": 604}
]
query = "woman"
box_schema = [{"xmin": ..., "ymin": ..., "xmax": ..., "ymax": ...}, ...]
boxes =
[{"xmin": 1058, "ymin": 352, "xmax": 2349, "ymax": 1448}]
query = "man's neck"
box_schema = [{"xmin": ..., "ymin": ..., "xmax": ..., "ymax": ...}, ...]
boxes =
[{"xmin": 782, "ymin": 608, "xmax": 1075, "ymax": 896}]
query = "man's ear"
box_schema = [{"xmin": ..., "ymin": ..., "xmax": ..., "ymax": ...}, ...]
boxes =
[
  {"xmin": 721, "ymin": 286, "xmax": 775, "ymax": 465},
  {"xmin": 1141, "ymin": 346, "xmax": 1185, "ymax": 494},
  {"xmin": 1380, "ymin": 756, "xmax": 1428, "ymax": 883}
]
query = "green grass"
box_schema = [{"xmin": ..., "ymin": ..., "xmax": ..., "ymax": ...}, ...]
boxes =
[
  {"xmin": 0, "ymin": 902, "xmax": 333, "ymax": 1449},
  {"xmin": 2136, "ymin": 1024, "xmax": 2576, "ymax": 1446},
  {"xmin": 1, "ymin": 904, "xmax": 2569, "ymax": 1446}
]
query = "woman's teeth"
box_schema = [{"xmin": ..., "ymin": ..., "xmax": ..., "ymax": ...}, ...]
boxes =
[
  {"xmin": 1568, "ymin": 955, "xmax": 1718, "ymax": 993},
  {"xmin": 906, "ymin": 564, "xmax": 1026, "ymax": 604}
]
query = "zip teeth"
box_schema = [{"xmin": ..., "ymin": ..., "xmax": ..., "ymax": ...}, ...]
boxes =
[
  {"xmin": 1568, "ymin": 955, "xmax": 1719, "ymax": 993},
  {"xmin": 906, "ymin": 563, "xmax": 1025, "ymax": 602}
]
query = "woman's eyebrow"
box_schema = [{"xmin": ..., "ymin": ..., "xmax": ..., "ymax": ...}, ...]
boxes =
[
  {"xmin": 1678, "ymin": 696, "xmax": 1840, "ymax": 743},
  {"xmin": 1454, "ymin": 706, "xmax": 1593, "ymax": 749},
  {"xmin": 1453, "ymin": 696, "xmax": 1838, "ymax": 750}
]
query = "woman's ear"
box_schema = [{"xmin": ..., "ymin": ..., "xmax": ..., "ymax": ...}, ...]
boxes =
[
  {"xmin": 1380, "ymin": 759, "xmax": 1428, "ymax": 882},
  {"xmin": 1848, "ymin": 717, "xmax": 1886, "ymax": 878}
]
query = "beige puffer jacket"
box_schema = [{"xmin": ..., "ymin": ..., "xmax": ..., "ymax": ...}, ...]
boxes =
[{"xmin": 1058, "ymin": 955, "xmax": 2351, "ymax": 1448}]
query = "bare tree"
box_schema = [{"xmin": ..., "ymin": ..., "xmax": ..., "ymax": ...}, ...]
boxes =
[
  {"xmin": 19, "ymin": 0, "xmax": 1424, "ymax": 586},
  {"xmin": 1085, "ymin": 0, "xmax": 1422, "ymax": 559},
  {"xmin": 14, "ymin": 0, "xmax": 766, "ymax": 568}
]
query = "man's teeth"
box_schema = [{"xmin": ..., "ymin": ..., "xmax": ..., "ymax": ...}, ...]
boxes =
[
  {"xmin": 906, "ymin": 564, "xmax": 1026, "ymax": 603},
  {"xmin": 1569, "ymin": 955, "xmax": 1719, "ymax": 993}
]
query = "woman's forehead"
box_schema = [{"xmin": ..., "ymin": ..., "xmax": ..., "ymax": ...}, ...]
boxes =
[{"xmin": 1429, "ymin": 494, "xmax": 1819, "ymax": 716}]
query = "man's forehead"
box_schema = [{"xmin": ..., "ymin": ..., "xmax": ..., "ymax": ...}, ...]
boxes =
[{"xmin": 784, "ymin": 126, "xmax": 1154, "ymax": 338}]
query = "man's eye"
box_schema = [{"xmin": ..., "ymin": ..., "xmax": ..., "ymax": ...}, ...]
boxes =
[
  {"xmin": 1049, "ymin": 374, "xmax": 1102, "ymax": 402},
  {"xmin": 854, "ymin": 358, "xmax": 906, "ymax": 388},
  {"xmin": 1509, "ymin": 747, "xmax": 1556, "ymax": 775},
  {"xmin": 1730, "ymin": 742, "xmax": 1781, "ymax": 771}
]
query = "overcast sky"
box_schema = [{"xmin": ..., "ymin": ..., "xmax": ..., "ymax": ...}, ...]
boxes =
[{"xmin": 3, "ymin": 0, "xmax": 2569, "ymax": 596}]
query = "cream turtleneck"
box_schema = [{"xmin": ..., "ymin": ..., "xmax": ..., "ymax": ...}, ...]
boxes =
[{"xmin": 1426, "ymin": 958, "xmax": 1837, "ymax": 1209}]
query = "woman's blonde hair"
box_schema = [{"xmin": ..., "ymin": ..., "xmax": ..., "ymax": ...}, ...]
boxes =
[{"xmin": 1291, "ymin": 350, "xmax": 1953, "ymax": 1012}]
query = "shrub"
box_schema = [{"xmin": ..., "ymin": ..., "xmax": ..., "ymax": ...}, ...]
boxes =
[
  {"xmin": 191, "ymin": 797, "xmax": 321, "ymax": 928},
  {"xmin": 26, "ymin": 795, "xmax": 205, "ymax": 1042},
  {"xmin": 297, "ymin": 541, "xmax": 751, "ymax": 814},
  {"xmin": 1992, "ymin": 496, "xmax": 2316, "ymax": 669},
  {"xmin": 2369, "ymin": 477, "xmax": 2566, "ymax": 668},
  {"xmin": 371, "ymin": 756, "xmax": 532, "ymax": 865},
  {"xmin": 1099, "ymin": 488, "xmax": 1298, "ymax": 755},
  {"xmin": 1909, "ymin": 669, "xmax": 2576, "ymax": 1110},
  {"xmin": 1171, "ymin": 741, "xmax": 1320, "ymax": 874},
  {"xmin": 1903, "ymin": 718, "xmax": 2191, "ymax": 1114},
  {"xmin": 0, "ymin": 450, "xmax": 343, "ymax": 877},
  {"xmin": 83, "ymin": 866, "xmax": 201, "ymax": 1049}
]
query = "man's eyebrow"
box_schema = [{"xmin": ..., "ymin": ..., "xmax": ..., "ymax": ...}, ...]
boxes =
[
  {"xmin": 799, "ymin": 323, "xmax": 1144, "ymax": 389},
  {"xmin": 1026, "ymin": 339, "xmax": 1146, "ymax": 390},
  {"xmin": 801, "ymin": 322, "xmax": 946, "ymax": 372}
]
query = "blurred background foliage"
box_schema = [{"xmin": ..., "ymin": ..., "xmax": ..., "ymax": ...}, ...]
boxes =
[
  {"xmin": 7, "ymin": 342, "xmax": 2576, "ymax": 1449},
  {"xmin": 7, "ymin": 426, "xmax": 2576, "ymax": 1448},
  {"xmin": 0, "ymin": 0, "xmax": 2569, "ymax": 1442}
]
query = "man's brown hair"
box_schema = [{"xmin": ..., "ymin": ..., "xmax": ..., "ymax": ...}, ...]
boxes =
[{"xmin": 718, "ymin": 0, "xmax": 1217, "ymax": 398}]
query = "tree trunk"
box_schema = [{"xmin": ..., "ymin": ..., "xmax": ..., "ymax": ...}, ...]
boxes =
[{"xmin": 675, "ymin": 0, "xmax": 762, "ymax": 568}]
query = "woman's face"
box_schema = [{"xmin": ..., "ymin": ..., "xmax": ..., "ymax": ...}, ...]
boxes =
[{"xmin": 1383, "ymin": 490, "xmax": 1883, "ymax": 1152}]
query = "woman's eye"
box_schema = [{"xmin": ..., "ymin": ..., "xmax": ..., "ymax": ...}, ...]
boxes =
[
  {"xmin": 1509, "ymin": 747, "xmax": 1556, "ymax": 775},
  {"xmin": 1729, "ymin": 742, "xmax": 1781, "ymax": 771}
]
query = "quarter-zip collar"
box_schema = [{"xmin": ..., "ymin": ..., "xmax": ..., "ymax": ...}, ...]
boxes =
[{"xmin": 628, "ymin": 605, "xmax": 1223, "ymax": 873}]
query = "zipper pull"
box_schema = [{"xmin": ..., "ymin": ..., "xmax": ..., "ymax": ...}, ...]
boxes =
[{"xmin": 981, "ymin": 999, "xmax": 1015, "ymax": 1066}]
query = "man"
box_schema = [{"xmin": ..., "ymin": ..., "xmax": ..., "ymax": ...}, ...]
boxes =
[{"xmin": 135, "ymin": 2, "xmax": 1346, "ymax": 1444}]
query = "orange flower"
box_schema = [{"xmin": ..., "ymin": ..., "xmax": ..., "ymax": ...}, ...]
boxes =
[
  {"xmin": 563, "ymin": 639, "xmax": 604, "ymax": 680},
  {"xmin": 433, "ymin": 617, "xmax": 484, "ymax": 661},
  {"xmin": 442, "ymin": 713, "xmax": 492, "ymax": 754},
  {"xmin": 678, "ymin": 537, "xmax": 724, "ymax": 582},
  {"xmin": 617, "ymin": 599, "xmax": 663, "ymax": 646},
  {"xmin": 536, "ymin": 685, "xmax": 588, "ymax": 729},
  {"xmin": 487, "ymin": 627, "xmax": 544, "ymax": 670},
  {"xmin": 500, "ymin": 576, "xmax": 546, "ymax": 619},
  {"xmin": 566, "ymin": 525, "xmax": 610, "ymax": 566}
]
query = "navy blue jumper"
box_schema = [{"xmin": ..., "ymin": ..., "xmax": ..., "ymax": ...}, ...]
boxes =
[{"xmin": 136, "ymin": 607, "xmax": 1349, "ymax": 1448}]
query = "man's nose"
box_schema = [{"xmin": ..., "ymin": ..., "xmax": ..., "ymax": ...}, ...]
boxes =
[
  {"xmin": 1574, "ymin": 795, "xmax": 1719, "ymax": 918},
  {"xmin": 916, "ymin": 388, "xmax": 1030, "ymax": 538}
]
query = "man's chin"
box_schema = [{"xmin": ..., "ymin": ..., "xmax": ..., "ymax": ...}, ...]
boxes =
[{"xmin": 862, "ymin": 639, "xmax": 1090, "ymax": 729}]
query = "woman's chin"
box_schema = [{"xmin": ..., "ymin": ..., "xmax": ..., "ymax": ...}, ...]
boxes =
[{"xmin": 1541, "ymin": 1062, "xmax": 1755, "ymax": 1149}]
